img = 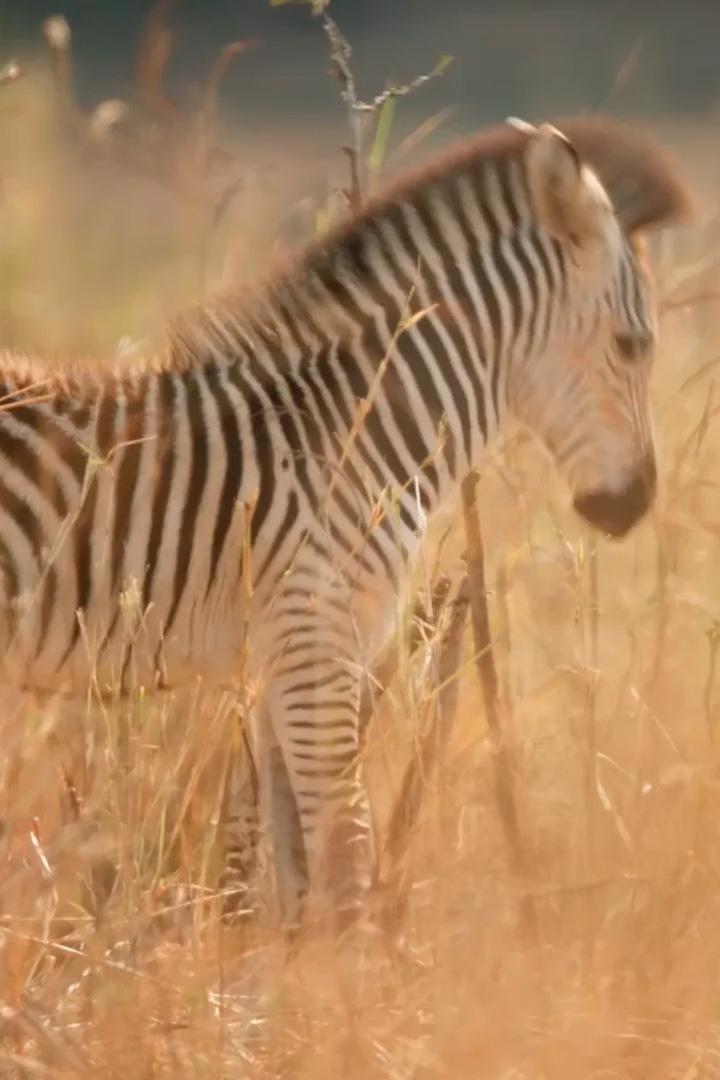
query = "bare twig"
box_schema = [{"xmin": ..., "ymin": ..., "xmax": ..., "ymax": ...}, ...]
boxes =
[
  {"xmin": 495, "ymin": 558, "xmax": 515, "ymax": 710},
  {"xmin": 583, "ymin": 535, "xmax": 600, "ymax": 883},
  {"xmin": 319, "ymin": 12, "xmax": 451, "ymax": 208},
  {"xmin": 598, "ymin": 35, "xmax": 646, "ymax": 111},
  {"xmin": 462, "ymin": 474, "xmax": 500, "ymax": 715},
  {"xmin": 352, "ymin": 59, "xmax": 453, "ymax": 114},
  {"xmin": 661, "ymin": 289, "xmax": 720, "ymax": 315},
  {"xmin": 461, "ymin": 470, "xmax": 539, "ymax": 943},
  {"xmin": 59, "ymin": 762, "xmax": 83, "ymax": 822},
  {"xmin": 135, "ymin": 0, "xmax": 178, "ymax": 118},
  {"xmin": 201, "ymin": 40, "xmax": 258, "ymax": 147},
  {"xmin": 381, "ymin": 576, "xmax": 469, "ymax": 929},
  {"xmin": 705, "ymin": 622, "xmax": 720, "ymax": 743},
  {"xmin": 321, "ymin": 16, "xmax": 365, "ymax": 207},
  {"xmin": 358, "ymin": 575, "xmax": 453, "ymax": 739}
]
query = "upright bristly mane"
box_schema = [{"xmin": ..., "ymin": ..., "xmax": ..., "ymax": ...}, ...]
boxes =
[
  {"xmin": 293, "ymin": 112, "xmax": 693, "ymax": 262},
  {"xmin": 1, "ymin": 114, "xmax": 693, "ymax": 396},
  {"xmin": 212, "ymin": 117, "xmax": 693, "ymax": 306},
  {"xmin": 170, "ymin": 113, "xmax": 693, "ymax": 374}
]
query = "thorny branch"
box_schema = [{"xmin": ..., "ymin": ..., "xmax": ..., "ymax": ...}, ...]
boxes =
[
  {"xmin": 323, "ymin": 15, "xmax": 451, "ymax": 114},
  {"xmin": 462, "ymin": 471, "xmax": 540, "ymax": 946},
  {"xmin": 320, "ymin": 13, "xmax": 451, "ymax": 208}
]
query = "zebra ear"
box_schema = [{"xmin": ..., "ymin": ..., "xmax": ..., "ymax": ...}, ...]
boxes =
[
  {"xmin": 506, "ymin": 116, "xmax": 536, "ymax": 134},
  {"xmin": 524, "ymin": 123, "xmax": 612, "ymax": 244}
]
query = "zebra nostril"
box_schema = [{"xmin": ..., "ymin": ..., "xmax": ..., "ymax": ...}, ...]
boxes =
[{"xmin": 573, "ymin": 457, "xmax": 656, "ymax": 538}]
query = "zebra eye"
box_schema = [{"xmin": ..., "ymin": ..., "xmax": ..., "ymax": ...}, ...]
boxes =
[{"xmin": 614, "ymin": 332, "xmax": 652, "ymax": 362}]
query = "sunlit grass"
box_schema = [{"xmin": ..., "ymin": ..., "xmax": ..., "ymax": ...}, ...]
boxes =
[{"xmin": 0, "ymin": 46, "xmax": 720, "ymax": 1078}]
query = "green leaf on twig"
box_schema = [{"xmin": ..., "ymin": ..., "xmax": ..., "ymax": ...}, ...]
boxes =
[
  {"xmin": 269, "ymin": 0, "xmax": 331, "ymax": 12},
  {"xmin": 368, "ymin": 97, "xmax": 397, "ymax": 185},
  {"xmin": 432, "ymin": 55, "xmax": 454, "ymax": 77}
]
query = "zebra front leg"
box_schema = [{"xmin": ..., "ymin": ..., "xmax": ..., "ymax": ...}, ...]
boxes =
[
  {"xmin": 218, "ymin": 697, "xmax": 315, "ymax": 932},
  {"xmin": 227, "ymin": 696, "xmax": 310, "ymax": 930},
  {"xmin": 267, "ymin": 654, "xmax": 375, "ymax": 934}
]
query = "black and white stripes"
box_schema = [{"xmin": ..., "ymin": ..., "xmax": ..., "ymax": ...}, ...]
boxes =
[{"xmin": 0, "ymin": 116, "xmax": 691, "ymax": 925}]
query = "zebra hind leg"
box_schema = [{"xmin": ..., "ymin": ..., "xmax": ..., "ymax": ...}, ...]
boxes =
[{"xmin": 266, "ymin": 732, "xmax": 309, "ymax": 935}]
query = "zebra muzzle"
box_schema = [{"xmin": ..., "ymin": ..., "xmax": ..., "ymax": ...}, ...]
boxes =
[{"xmin": 573, "ymin": 456, "xmax": 656, "ymax": 538}]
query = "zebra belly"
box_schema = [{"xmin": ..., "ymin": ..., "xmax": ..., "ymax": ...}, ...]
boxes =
[
  {"xmin": 0, "ymin": 527, "xmax": 249, "ymax": 696},
  {"xmin": 0, "ymin": 596, "xmax": 246, "ymax": 696}
]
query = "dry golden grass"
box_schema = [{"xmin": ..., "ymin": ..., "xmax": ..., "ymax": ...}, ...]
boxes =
[{"xmin": 1, "ymin": 52, "xmax": 720, "ymax": 1078}]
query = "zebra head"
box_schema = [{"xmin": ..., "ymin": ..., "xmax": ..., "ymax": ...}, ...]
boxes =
[{"xmin": 506, "ymin": 119, "xmax": 691, "ymax": 538}]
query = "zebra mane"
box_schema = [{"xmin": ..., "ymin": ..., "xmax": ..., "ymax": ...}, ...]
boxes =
[
  {"xmin": 173, "ymin": 114, "xmax": 693, "ymax": 355},
  {"xmin": 174, "ymin": 113, "xmax": 693, "ymax": 368},
  {"xmin": 0, "ymin": 114, "xmax": 694, "ymax": 393},
  {"xmin": 299, "ymin": 113, "xmax": 693, "ymax": 255}
]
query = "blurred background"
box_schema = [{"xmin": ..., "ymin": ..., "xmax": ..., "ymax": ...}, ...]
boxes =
[
  {"xmin": 4, "ymin": 0, "xmax": 720, "ymax": 122},
  {"xmin": 0, "ymin": 0, "xmax": 717, "ymax": 356},
  {"xmin": 2, "ymin": 6, "xmax": 720, "ymax": 1078}
]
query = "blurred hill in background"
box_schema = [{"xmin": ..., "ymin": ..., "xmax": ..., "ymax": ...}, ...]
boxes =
[{"xmin": 2, "ymin": 0, "xmax": 720, "ymax": 131}]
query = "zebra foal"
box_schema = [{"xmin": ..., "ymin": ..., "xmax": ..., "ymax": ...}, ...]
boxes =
[{"xmin": 0, "ymin": 116, "xmax": 691, "ymax": 928}]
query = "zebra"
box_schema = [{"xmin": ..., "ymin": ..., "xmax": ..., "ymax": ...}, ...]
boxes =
[{"xmin": 0, "ymin": 115, "xmax": 691, "ymax": 930}]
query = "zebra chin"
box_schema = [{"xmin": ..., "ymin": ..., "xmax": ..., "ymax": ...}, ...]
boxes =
[{"xmin": 572, "ymin": 463, "xmax": 656, "ymax": 538}]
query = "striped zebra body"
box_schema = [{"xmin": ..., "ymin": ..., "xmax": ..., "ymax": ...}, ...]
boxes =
[
  {"xmin": 0, "ymin": 364, "xmax": 250, "ymax": 693},
  {"xmin": 0, "ymin": 116, "xmax": 691, "ymax": 926}
]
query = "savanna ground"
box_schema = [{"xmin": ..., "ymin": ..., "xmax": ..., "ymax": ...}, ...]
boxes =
[{"xmin": 1, "ymin": 9, "xmax": 720, "ymax": 1078}]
